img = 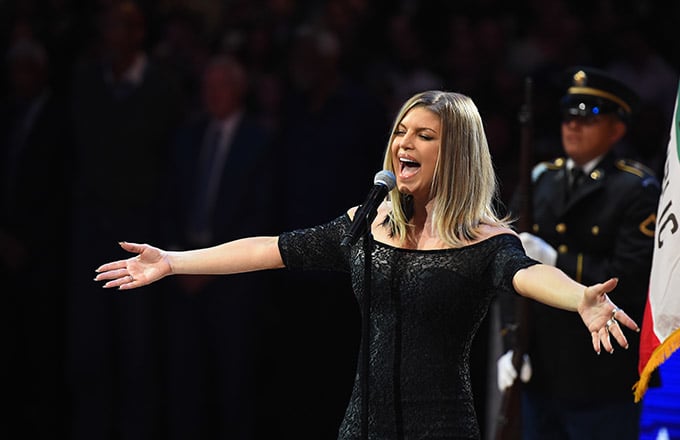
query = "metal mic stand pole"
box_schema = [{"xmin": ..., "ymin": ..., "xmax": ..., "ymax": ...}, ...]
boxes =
[{"xmin": 360, "ymin": 218, "xmax": 373, "ymax": 440}]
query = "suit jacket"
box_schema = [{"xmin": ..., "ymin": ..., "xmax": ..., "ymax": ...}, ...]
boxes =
[
  {"xmin": 160, "ymin": 112, "xmax": 279, "ymax": 440},
  {"xmin": 0, "ymin": 92, "xmax": 72, "ymax": 271},
  {"xmin": 519, "ymin": 152, "xmax": 659, "ymax": 401},
  {"xmin": 167, "ymin": 112, "xmax": 277, "ymax": 247}
]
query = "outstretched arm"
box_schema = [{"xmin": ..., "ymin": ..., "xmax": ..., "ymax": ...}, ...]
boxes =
[
  {"xmin": 512, "ymin": 264, "xmax": 640, "ymax": 355},
  {"xmin": 94, "ymin": 237, "xmax": 284, "ymax": 290}
]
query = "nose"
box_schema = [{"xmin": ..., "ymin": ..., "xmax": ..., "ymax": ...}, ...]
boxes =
[
  {"xmin": 562, "ymin": 118, "xmax": 579, "ymax": 129},
  {"xmin": 398, "ymin": 131, "xmax": 415, "ymax": 149}
]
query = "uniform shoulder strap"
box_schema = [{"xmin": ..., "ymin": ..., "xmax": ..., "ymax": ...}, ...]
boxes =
[{"xmin": 532, "ymin": 157, "xmax": 565, "ymax": 182}]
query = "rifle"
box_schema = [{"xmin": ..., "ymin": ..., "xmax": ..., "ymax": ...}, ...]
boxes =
[{"xmin": 495, "ymin": 77, "xmax": 534, "ymax": 440}]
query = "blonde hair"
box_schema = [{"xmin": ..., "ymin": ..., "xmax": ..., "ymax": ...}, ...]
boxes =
[{"xmin": 382, "ymin": 90, "xmax": 511, "ymax": 246}]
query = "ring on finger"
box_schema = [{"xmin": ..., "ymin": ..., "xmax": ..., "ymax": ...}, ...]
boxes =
[
  {"xmin": 606, "ymin": 318, "xmax": 617, "ymax": 330},
  {"xmin": 612, "ymin": 307, "xmax": 622, "ymax": 319},
  {"xmin": 129, "ymin": 274, "xmax": 135, "ymax": 282}
]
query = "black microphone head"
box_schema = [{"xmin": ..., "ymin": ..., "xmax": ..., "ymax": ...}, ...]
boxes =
[{"xmin": 374, "ymin": 170, "xmax": 396, "ymax": 190}]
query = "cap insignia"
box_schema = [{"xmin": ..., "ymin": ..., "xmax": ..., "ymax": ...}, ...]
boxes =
[{"xmin": 573, "ymin": 70, "xmax": 587, "ymax": 87}]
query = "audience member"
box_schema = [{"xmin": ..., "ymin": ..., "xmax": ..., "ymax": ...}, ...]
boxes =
[
  {"xmin": 0, "ymin": 35, "xmax": 72, "ymax": 440},
  {"xmin": 161, "ymin": 54, "xmax": 278, "ymax": 439},
  {"xmin": 67, "ymin": 2, "xmax": 184, "ymax": 438}
]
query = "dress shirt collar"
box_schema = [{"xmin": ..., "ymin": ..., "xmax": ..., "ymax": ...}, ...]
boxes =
[
  {"xmin": 567, "ymin": 155, "xmax": 604, "ymax": 175},
  {"xmin": 104, "ymin": 52, "xmax": 148, "ymax": 86}
]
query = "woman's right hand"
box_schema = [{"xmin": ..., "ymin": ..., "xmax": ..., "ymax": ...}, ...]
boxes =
[{"xmin": 94, "ymin": 241, "xmax": 172, "ymax": 290}]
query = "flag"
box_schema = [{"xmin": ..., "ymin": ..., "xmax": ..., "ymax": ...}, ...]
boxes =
[{"xmin": 633, "ymin": 79, "xmax": 680, "ymax": 402}]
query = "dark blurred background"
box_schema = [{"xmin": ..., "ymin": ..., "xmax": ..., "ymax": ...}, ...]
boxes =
[{"xmin": 0, "ymin": 1, "xmax": 677, "ymax": 439}]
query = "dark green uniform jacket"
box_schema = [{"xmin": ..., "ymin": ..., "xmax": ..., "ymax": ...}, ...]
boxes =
[{"xmin": 523, "ymin": 152, "xmax": 659, "ymax": 401}]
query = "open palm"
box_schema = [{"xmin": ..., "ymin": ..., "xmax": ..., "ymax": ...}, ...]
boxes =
[{"xmin": 94, "ymin": 241, "xmax": 172, "ymax": 290}]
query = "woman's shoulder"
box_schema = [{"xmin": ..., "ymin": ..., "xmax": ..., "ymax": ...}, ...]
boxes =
[
  {"xmin": 346, "ymin": 201, "xmax": 392, "ymax": 219},
  {"xmin": 471, "ymin": 224, "xmax": 518, "ymax": 244}
]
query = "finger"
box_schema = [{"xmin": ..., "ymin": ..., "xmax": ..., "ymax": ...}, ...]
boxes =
[
  {"xmin": 588, "ymin": 277, "xmax": 619, "ymax": 299},
  {"xmin": 583, "ymin": 278, "xmax": 617, "ymax": 309},
  {"xmin": 95, "ymin": 260, "xmax": 127, "ymax": 273},
  {"xmin": 600, "ymin": 327, "xmax": 614, "ymax": 354},
  {"xmin": 94, "ymin": 267, "xmax": 129, "ymax": 281},
  {"xmin": 119, "ymin": 241, "xmax": 145, "ymax": 254},
  {"xmin": 591, "ymin": 331, "xmax": 601, "ymax": 355},
  {"xmin": 603, "ymin": 277, "xmax": 619, "ymax": 292},
  {"xmin": 101, "ymin": 274, "xmax": 137, "ymax": 290},
  {"xmin": 608, "ymin": 320, "xmax": 630, "ymax": 350},
  {"xmin": 101, "ymin": 275, "xmax": 129, "ymax": 289},
  {"xmin": 118, "ymin": 275, "xmax": 137, "ymax": 290},
  {"xmin": 594, "ymin": 277, "xmax": 619, "ymax": 298},
  {"xmin": 611, "ymin": 308, "xmax": 640, "ymax": 333}
]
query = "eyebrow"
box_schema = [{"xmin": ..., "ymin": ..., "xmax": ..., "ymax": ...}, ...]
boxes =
[{"xmin": 398, "ymin": 122, "xmax": 439, "ymax": 134}]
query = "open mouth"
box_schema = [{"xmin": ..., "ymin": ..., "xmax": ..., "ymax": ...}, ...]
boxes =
[{"xmin": 399, "ymin": 157, "xmax": 421, "ymax": 178}]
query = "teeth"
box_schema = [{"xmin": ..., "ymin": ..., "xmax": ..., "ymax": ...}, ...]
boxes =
[{"xmin": 399, "ymin": 157, "xmax": 419, "ymax": 165}]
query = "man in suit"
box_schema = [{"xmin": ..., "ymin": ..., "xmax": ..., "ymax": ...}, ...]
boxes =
[
  {"xmin": 67, "ymin": 2, "xmax": 185, "ymax": 437},
  {"xmin": 162, "ymin": 54, "xmax": 278, "ymax": 439},
  {"xmin": 0, "ymin": 36, "xmax": 72, "ymax": 440},
  {"xmin": 498, "ymin": 66, "xmax": 660, "ymax": 439}
]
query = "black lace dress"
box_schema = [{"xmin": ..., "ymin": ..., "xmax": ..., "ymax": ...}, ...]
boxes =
[{"xmin": 278, "ymin": 214, "xmax": 538, "ymax": 440}]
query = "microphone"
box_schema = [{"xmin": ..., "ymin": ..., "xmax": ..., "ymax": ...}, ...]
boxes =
[{"xmin": 341, "ymin": 170, "xmax": 396, "ymax": 247}]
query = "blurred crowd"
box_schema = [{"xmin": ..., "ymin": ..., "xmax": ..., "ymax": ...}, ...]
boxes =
[{"xmin": 0, "ymin": 0, "xmax": 677, "ymax": 439}]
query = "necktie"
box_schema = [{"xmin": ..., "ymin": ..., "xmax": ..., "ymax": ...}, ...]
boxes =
[
  {"xmin": 566, "ymin": 167, "xmax": 586, "ymax": 201},
  {"xmin": 189, "ymin": 125, "xmax": 222, "ymax": 243},
  {"xmin": 570, "ymin": 167, "xmax": 585, "ymax": 192}
]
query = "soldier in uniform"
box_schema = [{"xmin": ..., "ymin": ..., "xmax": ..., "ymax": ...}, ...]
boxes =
[{"xmin": 497, "ymin": 66, "xmax": 660, "ymax": 439}]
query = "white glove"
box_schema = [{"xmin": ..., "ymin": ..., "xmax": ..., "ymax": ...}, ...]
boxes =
[
  {"xmin": 497, "ymin": 350, "xmax": 533, "ymax": 392},
  {"xmin": 519, "ymin": 232, "xmax": 557, "ymax": 266}
]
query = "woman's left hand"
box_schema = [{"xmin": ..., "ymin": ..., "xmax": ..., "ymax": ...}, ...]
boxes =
[{"xmin": 577, "ymin": 277, "xmax": 640, "ymax": 355}]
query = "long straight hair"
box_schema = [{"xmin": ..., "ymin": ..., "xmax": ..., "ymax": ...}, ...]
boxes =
[{"xmin": 382, "ymin": 90, "xmax": 511, "ymax": 247}]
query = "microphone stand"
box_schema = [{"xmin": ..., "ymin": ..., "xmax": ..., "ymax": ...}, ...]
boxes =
[{"xmin": 360, "ymin": 219, "xmax": 373, "ymax": 440}]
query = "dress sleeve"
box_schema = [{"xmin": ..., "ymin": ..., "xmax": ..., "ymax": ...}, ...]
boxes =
[
  {"xmin": 277, "ymin": 213, "xmax": 352, "ymax": 273},
  {"xmin": 490, "ymin": 234, "xmax": 540, "ymax": 295}
]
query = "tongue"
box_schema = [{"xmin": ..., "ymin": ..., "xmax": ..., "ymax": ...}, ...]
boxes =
[{"xmin": 401, "ymin": 164, "xmax": 420, "ymax": 178}]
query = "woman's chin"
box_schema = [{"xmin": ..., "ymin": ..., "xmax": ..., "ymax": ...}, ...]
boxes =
[{"xmin": 397, "ymin": 183, "xmax": 413, "ymax": 195}]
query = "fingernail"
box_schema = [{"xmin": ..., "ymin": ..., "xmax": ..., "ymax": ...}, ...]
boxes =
[
  {"xmin": 625, "ymin": 344, "xmax": 630, "ymax": 350},
  {"xmin": 597, "ymin": 350, "xmax": 601, "ymax": 356},
  {"xmin": 610, "ymin": 348, "xmax": 615, "ymax": 354}
]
